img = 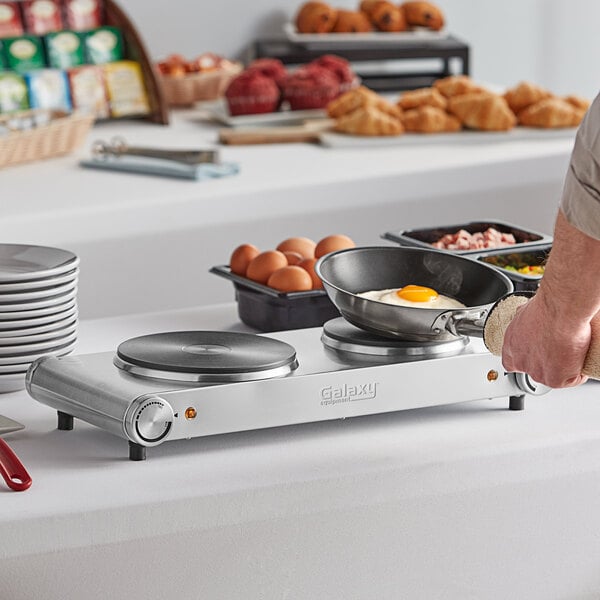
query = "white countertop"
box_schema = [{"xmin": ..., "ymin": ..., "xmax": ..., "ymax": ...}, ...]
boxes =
[
  {"xmin": 0, "ymin": 106, "xmax": 575, "ymax": 247},
  {"xmin": 1, "ymin": 303, "xmax": 600, "ymax": 600}
]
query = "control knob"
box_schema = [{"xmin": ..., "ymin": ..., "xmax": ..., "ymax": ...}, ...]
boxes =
[
  {"xmin": 513, "ymin": 372, "xmax": 551, "ymax": 396},
  {"xmin": 125, "ymin": 395, "xmax": 174, "ymax": 445}
]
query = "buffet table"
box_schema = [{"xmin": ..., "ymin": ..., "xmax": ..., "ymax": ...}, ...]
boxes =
[
  {"xmin": 0, "ymin": 106, "xmax": 576, "ymax": 319},
  {"xmin": 1, "ymin": 303, "xmax": 600, "ymax": 600}
]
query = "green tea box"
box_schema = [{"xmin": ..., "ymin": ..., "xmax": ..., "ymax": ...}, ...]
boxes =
[
  {"xmin": 84, "ymin": 27, "xmax": 124, "ymax": 65},
  {"xmin": 45, "ymin": 30, "xmax": 86, "ymax": 69},
  {"xmin": 0, "ymin": 40, "xmax": 6, "ymax": 71},
  {"xmin": 4, "ymin": 35, "xmax": 45, "ymax": 74},
  {"xmin": 0, "ymin": 72, "xmax": 29, "ymax": 113}
]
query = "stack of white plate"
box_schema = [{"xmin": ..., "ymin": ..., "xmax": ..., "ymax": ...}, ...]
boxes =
[{"xmin": 0, "ymin": 244, "xmax": 79, "ymax": 393}]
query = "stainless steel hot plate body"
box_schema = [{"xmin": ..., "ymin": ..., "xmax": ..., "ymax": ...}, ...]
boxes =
[{"xmin": 26, "ymin": 323, "xmax": 545, "ymax": 460}]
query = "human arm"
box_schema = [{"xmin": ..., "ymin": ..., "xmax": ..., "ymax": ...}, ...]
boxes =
[
  {"xmin": 501, "ymin": 93, "xmax": 600, "ymax": 388},
  {"xmin": 502, "ymin": 210, "xmax": 600, "ymax": 387}
]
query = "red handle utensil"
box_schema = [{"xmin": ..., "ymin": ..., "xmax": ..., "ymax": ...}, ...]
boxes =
[{"xmin": 0, "ymin": 438, "xmax": 32, "ymax": 492}]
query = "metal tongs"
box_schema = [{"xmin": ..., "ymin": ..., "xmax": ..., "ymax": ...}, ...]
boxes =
[{"xmin": 91, "ymin": 136, "xmax": 219, "ymax": 166}]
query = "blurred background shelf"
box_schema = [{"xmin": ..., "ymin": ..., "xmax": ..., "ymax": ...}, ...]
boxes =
[{"xmin": 251, "ymin": 35, "xmax": 469, "ymax": 93}]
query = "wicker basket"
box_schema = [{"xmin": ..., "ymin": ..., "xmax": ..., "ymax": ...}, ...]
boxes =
[
  {"xmin": 159, "ymin": 63, "xmax": 243, "ymax": 107},
  {"xmin": 0, "ymin": 110, "xmax": 95, "ymax": 168}
]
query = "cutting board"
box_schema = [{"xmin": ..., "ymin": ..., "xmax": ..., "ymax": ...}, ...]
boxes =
[{"xmin": 219, "ymin": 120, "xmax": 335, "ymax": 145}]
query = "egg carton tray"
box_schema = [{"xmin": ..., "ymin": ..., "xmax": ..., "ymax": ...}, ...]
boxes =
[{"xmin": 210, "ymin": 265, "xmax": 339, "ymax": 332}]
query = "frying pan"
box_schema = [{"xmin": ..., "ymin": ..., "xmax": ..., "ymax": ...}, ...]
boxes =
[{"xmin": 315, "ymin": 246, "xmax": 514, "ymax": 342}]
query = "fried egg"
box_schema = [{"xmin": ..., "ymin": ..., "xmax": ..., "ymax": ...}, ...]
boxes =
[{"xmin": 357, "ymin": 284, "xmax": 466, "ymax": 309}]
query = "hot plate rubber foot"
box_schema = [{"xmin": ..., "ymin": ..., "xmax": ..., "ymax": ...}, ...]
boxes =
[
  {"xmin": 129, "ymin": 442, "xmax": 146, "ymax": 461},
  {"xmin": 57, "ymin": 411, "xmax": 74, "ymax": 430},
  {"xmin": 509, "ymin": 395, "xmax": 525, "ymax": 411}
]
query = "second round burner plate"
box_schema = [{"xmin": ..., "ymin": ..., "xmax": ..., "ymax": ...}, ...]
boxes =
[{"xmin": 321, "ymin": 318, "xmax": 468, "ymax": 359}]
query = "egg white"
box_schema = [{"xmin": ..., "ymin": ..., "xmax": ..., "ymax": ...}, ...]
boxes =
[{"xmin": 357, "ymin": 288, "xmax": 466, "ymax": 309}]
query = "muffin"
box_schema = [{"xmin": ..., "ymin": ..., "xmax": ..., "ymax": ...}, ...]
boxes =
[
  {"xmin": 310, "ymin": 55, "xmax": 356, "ymax": 92},
  {"xmin": 295, "ymin": 1, "xmax": 338, "ymax": 33},
  {"xmin": 332, "ymin": 10, "xmax": 372, "ymax": 32},
  {"xmin": 282, "ymin": 65, "xmax": 340, "ymax": 110},
  {"xmin": 247, "ymin": 58, "xmax": 287, "ymax": 88},
  {"xmin": 225, "ymin": 70, "xmax": 280, "ymax": 115},
  {"xmin": 370, "ymin": 1, "xmax": 408, "ymax": 32}
]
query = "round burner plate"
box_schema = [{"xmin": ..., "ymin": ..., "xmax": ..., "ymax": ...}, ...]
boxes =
[
  {"xmin": 114, "ymin": 331, "xmax": 298, "ymax": 383},
  {"xmin": 322, "ymin": 318, "xmax": 468, "ymax": 359}
]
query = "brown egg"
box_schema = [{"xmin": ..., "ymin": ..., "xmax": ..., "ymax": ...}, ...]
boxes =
[
  {"xmin": 283, "ymin": 251, "xmax": 303, "ymax": 266},
  {"xmin": 298, "ymin": 258, "xmax": 323, "ymax": 289},
  {"xmin": 315, "ymin": 234, "xmax": 356, "ymax": 258},
  {"xmin": 267, "ymin": 266, "xmax": 313, "ymax": 292},
  {"xmin": 276, "ymin": 237, "xmax": 316, "ymax": 259},
  {"xmin": 230, "ymin": 243, "xmax": 260, "ymax": 276},
  {"xmin": 246, "ymin": 250, "xmax": 288, "ymax": 284}
]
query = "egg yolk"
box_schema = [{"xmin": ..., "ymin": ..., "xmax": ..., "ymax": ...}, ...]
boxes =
[{"xmin": 396, "ymin": 285, "xmax": 439, "ymax": 303}]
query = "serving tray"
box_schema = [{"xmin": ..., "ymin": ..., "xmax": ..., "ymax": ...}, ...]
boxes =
[{"xmin": 283, "ymin": 23, "xmax": 448, "ymax": 46}]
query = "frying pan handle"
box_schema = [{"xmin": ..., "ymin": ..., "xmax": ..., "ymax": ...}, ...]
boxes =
[
  {"xmin": 483, "ymin": 292, "xmax": 600, "ymax": 380},
  {"xmin": 0, "ymin": 438, "xmax": 32, "ymax": 492},
  {"xmin": 433, "ymin": 309, "xmax": 488, "ymax": 338}
]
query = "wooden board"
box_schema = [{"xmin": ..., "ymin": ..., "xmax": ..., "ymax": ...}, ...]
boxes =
[{"xmin": 219, "ymin": 120, "xmax": 335, "ymax": 145}]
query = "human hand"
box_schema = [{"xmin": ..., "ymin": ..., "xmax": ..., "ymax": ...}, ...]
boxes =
[{"xmin": 501, "ymin": 291, "xmax": 591, "ymax": 388}]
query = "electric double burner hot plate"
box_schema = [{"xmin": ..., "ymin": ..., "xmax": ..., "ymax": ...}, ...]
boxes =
[{"xmin": 26, "ymin": 320, "xmax": 548, "ymax": 461}]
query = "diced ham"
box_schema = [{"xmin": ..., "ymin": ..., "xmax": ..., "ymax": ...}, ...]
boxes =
[{"xmin": 431, "ymin": 227, "xmax": 517, "ymax": 251}]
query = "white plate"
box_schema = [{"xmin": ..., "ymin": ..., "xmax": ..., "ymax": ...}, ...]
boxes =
[
  {"xmin": 0, "ymin": 341, "xmax": 77, "ymax": 372},
  {"xmin": 0, "ymin": 331, "xmax": 77, "ymax": 362},
  {"xmin": 319, "ymin": 126, "xmax": 578, "ymax": 148},
  {"xmin": 0, "ymin": 280, "xmax": 76, "ymax": 303},
  {"xmin": 0, "ymin": 312, "xmax": 78, "ymax": 337},
  {"xmin": 0, "ymin": 372, "xmax": 27, "ymax": 393},
  {"xmin": 283, "ymin": 22, "xmax": 448, "ymax": 45},
  {"xmin": 0, "ymin": 288, "xmax": 77, "ymax": 313},
  {"xmin": 0, "ymin": 321, "xmax": 77, "ymax": 346},
  {"xmin": 0, "ymin": 268, "xmax": 78, "ymax": 292},
  {"xmin": 207, "ymin": 100, "xmax": 327, "ymax": 128},
  {"xmin": 0, "ymin": 302, "xmax": 77, "ymax": 327},
  {"xmin": 0, "ymin": 244, "xmax": 79, "ymax": 283}
]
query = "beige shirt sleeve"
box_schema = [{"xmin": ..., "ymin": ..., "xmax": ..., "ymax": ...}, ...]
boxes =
[{"xmin": 560, "ymin": 92, "xmax": 600, "ymax": 240}]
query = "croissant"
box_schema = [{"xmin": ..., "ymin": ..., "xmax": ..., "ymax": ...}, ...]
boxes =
[
  {"xmin": 447, "ymin": 93, "xmax": 517, "ymax": 131},
  {"xmin": 564, "ymin": 95, "xmax": 591, "ymax": 112},
  {"xmin": 402, "ymin": 106, "xmax": 461, "ymax": 133},
  {"xmin": 335, "ymin": 106, "xmax": 404, "ymax": 136},
  {"xmin": 503, "ymin": 81, "xmax": 552, "ymax": 114},
  {"xmin": 327, "ymin": 86, "xmax": 402, "ymax": 119},
  {"xmin": 433, "ymin": 75, "xmax": 488, "ymax": 98},
  {"xmin": 398, "ymin": 87, "xmax": 447, "ymax": 110},
  {"xmin": 518, "ymin": 98, "xmax": 582, "ymax": 128}
]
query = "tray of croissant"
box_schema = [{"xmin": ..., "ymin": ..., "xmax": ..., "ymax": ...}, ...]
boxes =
[{"xmin": 319, "ymin": 76, "xmax": 589, "ymax": 147}]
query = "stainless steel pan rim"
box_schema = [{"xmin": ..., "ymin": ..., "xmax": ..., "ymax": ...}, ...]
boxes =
[{"xmin": 315, "ymin": 246, "xmax": 514, "ymax": 341}]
